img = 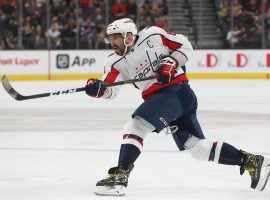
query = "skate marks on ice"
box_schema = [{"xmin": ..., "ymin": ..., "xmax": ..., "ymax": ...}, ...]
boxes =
[{"xmin": 0, "ymin": 108, "xmax": 269, "ymax": 132}]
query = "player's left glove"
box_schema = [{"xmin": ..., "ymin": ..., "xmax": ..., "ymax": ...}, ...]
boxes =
[
  {"xmin": 85, "ymin": 78, "xmax": 107, "ymax": 98},
  {"xmin": 156, "ymin": 56, "xmax": 178, "ymax": 84}
]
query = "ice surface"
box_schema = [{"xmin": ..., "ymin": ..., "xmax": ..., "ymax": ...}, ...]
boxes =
[{"xmin": 0, "ymin": 80, "xmax": 270, "ymax": 200}]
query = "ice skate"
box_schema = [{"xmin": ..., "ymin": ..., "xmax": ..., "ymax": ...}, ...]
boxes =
[
  {"xmin": 240, "ymin": 150, "xmax": 270, "ymax": 191},
  {"xmin": 94, "ymin": 164, "xmax": 134, "ymax": 196}
]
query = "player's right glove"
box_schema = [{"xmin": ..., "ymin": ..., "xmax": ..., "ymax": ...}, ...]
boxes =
[
  {"xmin": 156, "ymin": 56, "xmax": 178, "ymax": 84},
  {"xmin": 85, "ymin": 78, "xmax": 107, "ymax": 98}
]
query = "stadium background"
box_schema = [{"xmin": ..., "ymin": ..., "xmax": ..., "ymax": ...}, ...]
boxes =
[
  {"xmin": 0, "ymin": 2, "xmax": 270, "ymax": 199},
  {"xmin": 0, "ymin": 0, "xmax": 270, "ymax": 80}
]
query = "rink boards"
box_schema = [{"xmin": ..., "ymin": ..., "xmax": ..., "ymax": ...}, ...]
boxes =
[{"xmin": 0, "ymin": 50, "xmax": 270, "ymax": 80}]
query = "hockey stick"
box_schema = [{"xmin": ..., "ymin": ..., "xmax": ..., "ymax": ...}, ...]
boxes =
[{"xmin": 1, "ymin": 75, "xmax": 154, "ymax": 101}]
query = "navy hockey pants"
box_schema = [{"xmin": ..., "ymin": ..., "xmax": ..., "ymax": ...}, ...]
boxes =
[{"xmin": 133, "ymin": 83, "xmax": 205, "ymax": 151}]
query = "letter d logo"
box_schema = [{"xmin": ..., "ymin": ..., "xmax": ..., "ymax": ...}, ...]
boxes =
[
  {"xmin": 206, "ymin": 54, "xmax": 218, "ymax": 67},
  {"xmin": 267, "ymin": 54, "xmax": 270, "ymax": 67},
  {"xmin": 236, "ymin": 53, "xmax": 248, "ymax": 68}
]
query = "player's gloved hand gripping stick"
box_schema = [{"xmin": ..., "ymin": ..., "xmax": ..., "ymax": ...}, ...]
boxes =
[
  {"xmin": 1, "ymin": 75, "xmax": 154, "ymax": 101},
  {"xmin": 156, "ymin": 56, "xmax": 178, "ymax": 84}
]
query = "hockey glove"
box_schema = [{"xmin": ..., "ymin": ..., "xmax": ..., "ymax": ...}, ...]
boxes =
[
  {"xmin": 156, "ymin": 56, "xmax": 178, "ymax": 84},
  {"xmin": 85, "ymin": 78, "xmax": 107, "ymax": 98}
]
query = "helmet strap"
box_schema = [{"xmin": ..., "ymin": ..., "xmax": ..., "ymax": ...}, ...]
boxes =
[{"xmin": 123, "ymin": 32, "xmax": 135, "ymax": 55}]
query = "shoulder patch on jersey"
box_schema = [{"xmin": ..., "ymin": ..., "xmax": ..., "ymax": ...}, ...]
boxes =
[
  {"xmin": 136, "ymin": 26, "xmax": 168, "ymax": 47},
  {"xmin": 140, "ymin": 26, "xmax": 166, "ymax": 37}
]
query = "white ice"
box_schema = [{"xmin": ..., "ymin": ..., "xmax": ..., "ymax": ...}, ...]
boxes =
[{"xmin": 0, "ymin": 79, "xmax": 270, "ymax": 200}]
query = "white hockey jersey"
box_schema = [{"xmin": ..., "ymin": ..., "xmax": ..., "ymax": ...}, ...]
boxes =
[{"xmin": 101, "ymin": 26, "xmax": 193, "ymax": 100}]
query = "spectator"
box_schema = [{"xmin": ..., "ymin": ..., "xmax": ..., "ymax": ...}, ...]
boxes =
[
  {"xmin": 0, "ymin": 8, "xmax": 5, "ymax": 33},
  {"xmin": 265, "ymin": 0, "xmax": 270, "ymax": 31},
  {"xmin": 266, "ymin": 30, "xmax": 270, "ymax": 48},
  {"xmin": 80, "ymin": 0, "xmax": 90, "ymax": 8},
  {"xmin": 243, "ymin": 0, "xmax": 261, "ymax": 15},
  {"xmin": 112, "ymin": 0, "xmax": 127, "ymax": 20},
  {"xmin": 80, "ymin": 16, "xmax": 97, "ymax": 49},
  {"xmin": 232, "ymin": 0, "xmax": 243, "ymax": 16},
  {"xmin": 46, "ymin": 21, "xmax": 61, "ymax": 49},
  {"xmin": 0, "ymin": 36, "xmax": 5, "ymax": 49},
  {"xmin": 95, "ymin": 7, "xmax": 105, "ymax": 25},
  {"xmin": 81, "ymin": 0, "xmax": 95, "ymax": 18},
  {"xmin": 0, "ymin": 0, "xmax": 18, "ymax": 45},
  {"xmin": 227, "ymin": 24, "xmax": 244, "ymax": 48},
  {"xmin": 152, "ymin": 4, "xmax": 162, "ymax": 18},
  {"xmin": 22, "ymin": 21, "xmax": 34, "ymax": 49},
  {"xmin": 94, "ymin": 23, "xmax": 106, "ymax": 49},
  {"xmin": 266, "ymin": 0, "xmax": 270, "ymax": 17},
  {"xmin": 4, "ymin": 31, "xmax": 16, "ymax": 49},
  {"xmin": 139, "ymin": 15, "xmax": 154, "ymax": 30},
  {"xmin": 51, "ymin": 0, "xmax": 68, "ymax": 21},
  {"xmin": 158, "ymin": 0, "xmax": 168, "ymax": 16},
  {"xmin": 6, "ymin": 17, "xmax": 17, "ymax": 37},
  {"xmin": 61, "ymin": 20, "xmax": 76, "ymax": 49},
  {"xmin": 36, "ymin": 0, "xmax": 46, "ymax": 7},
  {"xmin": 218, "ymin": 0, "xmax": 231, "ymax": 33},
  {"xmin": 0, "ymin": 0, "xmax": 15, "ymax": 15},
  {"xmin": 33, "ymin": 24, "xmax": 46, "ymax": 49},
  {"xmin": 52, "ymin": 0, "xmax": 62, "ymax": 8},
  {"xmin": 126, "ymin": 0, "xmax": 137, "ymax": 21},
  {"xmin": 24, "ymin": 0, "xmax": 43, "ymax": 17}
]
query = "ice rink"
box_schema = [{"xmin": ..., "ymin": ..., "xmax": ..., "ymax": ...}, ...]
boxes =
[{"xmin": 0, "ymin": 79, "xmax": 270, "ymax": 200}]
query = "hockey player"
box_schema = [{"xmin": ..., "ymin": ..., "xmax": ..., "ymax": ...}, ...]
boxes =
[{"xmin": 85, "ymin": 18, "xmax": 270, "ymax": 196}]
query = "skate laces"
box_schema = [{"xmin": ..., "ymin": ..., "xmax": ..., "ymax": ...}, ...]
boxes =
[
  {"xmin": 106, "ymin": 169, "xmax": 126, "ymax": 180},
  {"xmin": 106, "ymin": 164, "xmax": 134, "ymax": 181},
  {"xmin": 244, "ymin": 156, "xmax": 258, "ymax": 180},
  {"xmin": 241, "ymin": 151, "xmax": 264, "ymax": 187}
]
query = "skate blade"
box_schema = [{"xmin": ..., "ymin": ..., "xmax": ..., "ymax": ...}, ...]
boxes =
[
  {"xmin": 256, "ymin": 158, "xmax": 270, "ymax": 191},
  {"xmin": 94, "ymin": 185, "xmax": 126, "ymax": 196}
]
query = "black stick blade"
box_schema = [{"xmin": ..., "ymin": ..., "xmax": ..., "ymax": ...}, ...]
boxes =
[{"xmin": 2, "ymin": 75, "xmax": 24, "ymax": 100}]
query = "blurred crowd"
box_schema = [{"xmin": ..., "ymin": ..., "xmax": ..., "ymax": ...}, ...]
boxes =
[
  {"xmin": 1, "ymin": 0, "xmax": 269, "ymax": 50},
  {"xmin": 216, "ymin": 0, "xmax": 270, "ymax": 48},
  {"xmin": 0, "ymin": 0, "xmax": 169, "ymax": 50}
]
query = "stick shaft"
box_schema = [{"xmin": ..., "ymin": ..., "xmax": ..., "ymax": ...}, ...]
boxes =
[{"xmin": 2, "ymin": 75, "xmax": 155, "ymax": 101}]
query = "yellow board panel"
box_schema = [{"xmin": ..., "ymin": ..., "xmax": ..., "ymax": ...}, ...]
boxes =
[
  {"xmin": 0, "ymin": 73, "xmax": 269, "ymax": 81},
  {"xmin": 0, "ymin": 74, "xmax": 48, "ymax": 81},
  {"xmin": 50, "ymin": 74, "xmax": 103, "ymax": 80}
]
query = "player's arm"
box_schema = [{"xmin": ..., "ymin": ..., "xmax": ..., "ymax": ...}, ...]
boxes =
[
  {"xmin": 101, "ymin": 66, "xmax": 124, "ymax": 100},
  {"xmin": 162, "ymin": 31, "xmax": 193, "ymax": 66},
  {"xmin": 156, "ymin": 28, "xmax": 193, "ymax": 83}
]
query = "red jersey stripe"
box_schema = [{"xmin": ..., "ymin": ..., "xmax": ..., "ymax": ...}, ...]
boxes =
[
  {"xmin": 104, "ymin": 67, "xmax": 120, "ymax": 84},
  {"xmin": 161, "ymin": 35, "xmax": 182, "ymax": 51},
  {"xmin": 142, "ymin": 74, "xmax": 188, "ymax": 100},
  {"xmin": 123, "ymin": 134, "xmax": 144, "ymax": 146}
]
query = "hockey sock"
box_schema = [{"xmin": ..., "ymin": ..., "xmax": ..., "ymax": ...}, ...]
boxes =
[
  {"xmin": 186, "ymin": 137, "xmax": 242, "ymax": 165},
  {"xmin": 118, "ymin": 134, "xmax": 143, "ymax": 168},
  {"xmin": 218, "ymin": 142, "xmax": 242, "ymax": 166}
]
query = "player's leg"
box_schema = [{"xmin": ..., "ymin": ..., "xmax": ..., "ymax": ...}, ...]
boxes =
[
  {"xmin": 95, "ymin": 84, "xmax": 190, "ymax": 196},
  {"xmin": 95, "ymin": 116, "xmax": 155, "ymax": 196},
  {"xmin": 171, "ymin": 113, "xmax": 243, "ymax": 165},
  {"xmin": 116, "ymin": 84, "xmax": 190, "ymax": 170},
  {"xmin": 171, "ymin": 109, "xmax": 270, "ymax": 191}
]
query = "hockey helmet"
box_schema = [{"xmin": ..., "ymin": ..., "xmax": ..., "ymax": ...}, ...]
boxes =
[{"xmin": 104, "ymin": 18, "xmax": 137, "ymax": 44}]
